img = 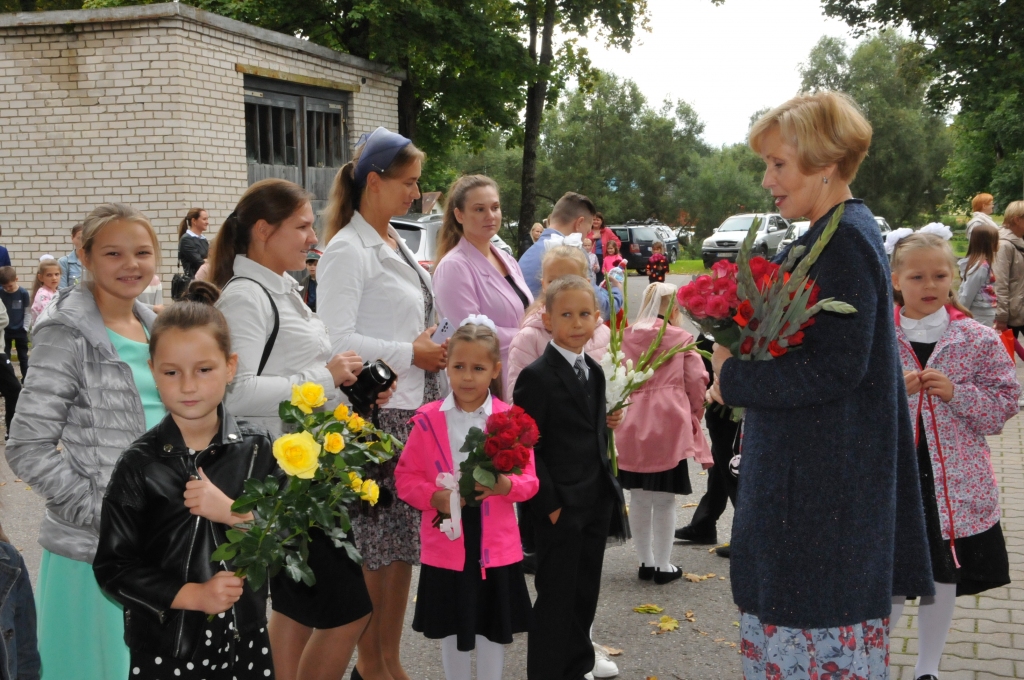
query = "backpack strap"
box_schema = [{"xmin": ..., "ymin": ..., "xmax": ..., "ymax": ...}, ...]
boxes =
[{"xmin": 224, "ymin": 277, "xmax": 279, "ymax": 376}]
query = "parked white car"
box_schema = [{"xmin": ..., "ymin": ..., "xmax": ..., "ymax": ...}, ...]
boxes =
[{"xmin": 701, "ymin": 213, "xmax": 790, "ymax": 268}]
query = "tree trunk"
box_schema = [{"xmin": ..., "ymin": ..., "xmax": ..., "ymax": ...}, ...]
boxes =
[
  {"xmin": 517, "ymin": 0, "xmax": 556, "ymax": 256},
  {"xmin": 19, "ymin": 0, "xmax": 37, "ymax": 11},
  {"xmin": 397, "ymin": 76, "xmax": 418, "ymax": 144}
]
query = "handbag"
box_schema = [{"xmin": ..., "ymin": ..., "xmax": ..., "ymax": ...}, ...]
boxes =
[{"xmin": 171, "ymin": 251, "xmax": 191, "ymax": 301}]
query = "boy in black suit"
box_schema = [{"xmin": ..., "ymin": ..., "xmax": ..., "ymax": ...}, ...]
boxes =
[{"xmin": 513, "ymin": 275, "xmax": 624, "ymax": 680}]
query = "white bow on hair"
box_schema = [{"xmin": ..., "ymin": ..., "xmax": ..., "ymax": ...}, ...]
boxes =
[
  {"xmin": 918, "ymin": 222, "xmax": 953, "ymax": 240},
  {"xmin": 460, "ymin": 314, "xmax": 498, "ymax": 334},
  {"xmin": 435, "ymin": 473, "xmax": 462, "ymax": 541},
  {"xmin": 884, "ymin": 228, "xmax": 915, "ymax": 255},
  {"xmin": 544, "ymin": 232, "xmax": 583, "ymax": 251}
]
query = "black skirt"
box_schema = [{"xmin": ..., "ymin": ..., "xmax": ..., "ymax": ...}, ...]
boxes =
[
  {"xmin": 412, "ymin": 506, "xmax": 533, "ymax": 651},
  {"xmin": 618, "ymin": 458, "xmax": 692, "ymax": 494},
  {"xmin": 917, "ymin": 425, "xmax": 1011, "ymax": 596},
  {"xmin": 270, "ymin": 529, "xmax": 373, "ymax": 628}
]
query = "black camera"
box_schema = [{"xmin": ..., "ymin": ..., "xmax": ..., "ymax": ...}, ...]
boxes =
[{"xmin": 340, "ymin": 360, "xmax": 396, "ymax": 419}]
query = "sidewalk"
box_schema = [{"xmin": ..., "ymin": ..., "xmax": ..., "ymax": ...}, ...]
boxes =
[{"xmin": 889, "ymin": 386, "xmax": 1024, "ymax": 679}]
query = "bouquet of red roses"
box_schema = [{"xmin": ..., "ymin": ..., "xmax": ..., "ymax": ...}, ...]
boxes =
[
  {"xmin": 676, "ymin": 259, "xmax": 743, "ymax": 349},
  {"xmin": 457, "ymin": 406, "xmax": 538, "ymax": 508}
]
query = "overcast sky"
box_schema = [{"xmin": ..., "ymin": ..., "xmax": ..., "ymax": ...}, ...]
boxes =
[{"xmin": 578, "ymin": 0, "xmax": 855, "ymax": 147}]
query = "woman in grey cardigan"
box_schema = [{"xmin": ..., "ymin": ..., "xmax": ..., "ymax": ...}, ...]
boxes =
[
  {"xmin": 6, "ymin": 204, "xmax": 166, "ymax": 680},
  {"xmin": 709, "ymin": 93, "xmax": 932, "ymax": 679}
]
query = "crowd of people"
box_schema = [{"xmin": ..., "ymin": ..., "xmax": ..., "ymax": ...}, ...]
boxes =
[{"xmin": 0, "ymin": 89, "xmax": 1019, "ymax": 680}]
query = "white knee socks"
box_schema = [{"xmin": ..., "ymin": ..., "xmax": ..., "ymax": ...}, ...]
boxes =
[
  {"xmin": 630, "ymin": 490, "xmax": 677, "ymax": 571},
  {"xmin": 916, "ymin": 582, "xmax": 957, "ymax": 678},
  {"xmin": 630, "ymin": 491, "xmax": 655, "ymax": 567},
  {"xmin": 440, "ymin": 635, "xmax": 506, "ymax": 680},
  {"xmin": 888, "ymin": 582, "xmax": 957, "ymax": 678}
]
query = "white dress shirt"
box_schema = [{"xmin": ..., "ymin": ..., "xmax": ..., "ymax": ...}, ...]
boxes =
[
  {"xmin": 185, "ymin": 229, "xmax": 208, "ymax": 240},
  {"xmin": 549, "ymin": 340, "xmax": 589, "ymax": 379},
  {"xmin": 901, "ymin": 306, "xmax": 950, "ymax": 344},
  {"xmin": 440, "ymin": 391, "xmax": 493, "ymax": 469}
]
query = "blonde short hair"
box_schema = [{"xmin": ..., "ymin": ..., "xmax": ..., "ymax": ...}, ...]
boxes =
[
  {"xmin": 82, "ymin": 203, "xmax": 161, "ymax": 268},
  {"xmin": 749, "ymin": 91, "xmax": 872, "ymax": 182},
  {"xmin": 1004, "ymin": 200, "xmax": 1024, "ymax": 226},
  {"xmin": 542, "ymin": 245, "xmax": 589, "ymax": 279}
]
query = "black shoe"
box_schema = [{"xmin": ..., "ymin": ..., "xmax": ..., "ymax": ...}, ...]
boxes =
[
  {"xmin": 351, "ymin": 667, "xmax": 362, "ymax": 680},
  {"xmin": 715, "ymin": 544, "xmax": 731, "ymax": 558},
  {"xmin": 915, "ymin": 676, "xmax": 938, "ymax": 680},
  {"xmin": 638, "ymin": 564, "xmax": 655, "ymax": 581},
  {"xmin": 654, "ymin": 565, "xmax": 683, "ymax": 584},
  {"xmin": 674, "ymin": 525, "xmax": 717, "ymax": 544},
  {"xmin": 522, "ymin": 552, "xmax": 537, "ymax": 575}
]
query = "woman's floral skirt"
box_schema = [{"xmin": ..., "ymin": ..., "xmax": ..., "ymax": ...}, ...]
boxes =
[{"xmin": 740, "ymin": 612, "xmax": 889, "ymax": 680}]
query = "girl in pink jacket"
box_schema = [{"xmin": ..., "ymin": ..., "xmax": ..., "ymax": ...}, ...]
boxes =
[
  {"xmin": 615, "ymin": 283, "xmax": 713, "ymax": 584},
  {"xmin": 506, "ymin": 245, "xmax": 610, "ymax": 396},
  {"xmin": 889, "ymin": 232, "xmax": 1020, "ymax": 680},
  {"xmin": 395, "ymin": 317, "xmax": 538, "ymax": 680}
]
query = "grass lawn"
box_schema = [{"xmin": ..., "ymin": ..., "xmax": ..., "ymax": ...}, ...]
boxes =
[{"xmin": 670, "ymin": 259, "xmax": 708, "ymax": 275}]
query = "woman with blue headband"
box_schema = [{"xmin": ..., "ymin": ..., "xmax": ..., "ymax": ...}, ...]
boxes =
[{"xmin": 319, "ymin": 127, "xmax": 445, "ymax": 680}]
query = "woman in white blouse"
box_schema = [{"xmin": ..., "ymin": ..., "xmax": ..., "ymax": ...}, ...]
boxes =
[
  {"xmin": 211, "ymin": 178, "xmax": 391, "ymax": 680},
  {"xmin": 318, "ymin": 128, "xmax": 446, "ymax": 680}
]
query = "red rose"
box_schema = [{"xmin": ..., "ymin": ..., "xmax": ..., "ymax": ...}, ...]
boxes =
[
  {"xmin": 748, "ymin": 257, "xmax": 769, "ymax": 281},
  {"xmin": 787, "ymin": 330, "xmax": 805, "ymax": 346},
  {"xmin": 706, "ymin": 295, "xmax": 731, "ymax": 318},
  {"xmin": 711, "ymin": 260, "xmax": 738, "ymax": 278},
  {"xmin": 687, "ymin": 296, "xmax": 708, "ymax": 318},
  {"xmin": 740, "ymin": 336, "xmax": 754, "ymax": 354},
  {"xmin": 510, "ymin": 444, "xmax": 531, "ymax": 469},
  {"xmin": 484, "ymin": 438, "xmax": 501, "ymax": 457},
  {"xmin": 492, "ymin": 450, "xmax": 516, "ymax": 472},
  {"xmin": 733, "ymin": 299, "xmax": 754, "ymax": 325},
  {"xmin": 486, "ymin": 411, "xmax": 509, "ymax": 433},
  {"xmin": 768, "ymin": 340, "xmax": 787, "ymax": 357},
  {"xmin": 516, "ymin": 418, "xmax": 539, "ymax": 448},
  {"xmin": 694, "ymin": 275, "xmax": 714, "ymax": 294},
  {"xmin": 748, "ymin": 317, "xmax": 759, "ymax": 331},
  {"xmin": 712, "ymin": 276, "xmax": 733, "ymax": 294},
  {"xmin": 492, "ymin": 430, "xmax": 517, "ymax": 452}
]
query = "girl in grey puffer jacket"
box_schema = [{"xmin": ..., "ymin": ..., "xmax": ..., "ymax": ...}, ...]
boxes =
[{"xmin": 6, "ymin": 203, "xmax": 165, "ymax": 680}]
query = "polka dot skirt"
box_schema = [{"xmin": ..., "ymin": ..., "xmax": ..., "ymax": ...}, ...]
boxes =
[{"xmin": 129, "ymin": 613, "xmax": 273, "ymax": 679}]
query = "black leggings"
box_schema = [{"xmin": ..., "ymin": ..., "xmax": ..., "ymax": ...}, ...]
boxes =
[
  {"xmin": 4, "ymin": 336, "xmax": 28, "ymax": 380},
  {"xmin": 0, "ymin": 353, "xmax": 21, "ymax": 435}
]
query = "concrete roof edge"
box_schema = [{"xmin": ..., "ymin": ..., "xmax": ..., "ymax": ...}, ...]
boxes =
[{"xmin": 0, "ymin": 3, "xmax": 407, "ymax": 81}]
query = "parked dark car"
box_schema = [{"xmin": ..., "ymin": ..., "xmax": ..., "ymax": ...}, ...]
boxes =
[{"xmin": 610, "ymin": 224, "xmax": 661, "ymax": 272}]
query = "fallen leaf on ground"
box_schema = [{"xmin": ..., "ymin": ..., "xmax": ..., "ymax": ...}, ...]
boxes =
[
  {"xmin": 683, "ymin": 572, "xmax": 716, "ymax": 582},
  {"xmin": 728, "ymin": 642, "xmax": 738, "ymax": 648},
  {"xmin": 719, "ymin": 577, "xmax": 726, "ymax": 580},
  {"xmin": 684, "ymin": 611, "xmax": 696, "ymax": 622},
  {"xmin": 732, "ymin": 621, "xmax": 740, "ymax": 627},
  {"xmin": 649, "ymin": 615, "xmax": 678, "ymax": 633},
  {"xmin": 680, "ymin": 502, "xmax": 697, "ymax": 508},
  {"xmin": 0, "ymin": 482, "xmax": 5, "ymax": 486},
  {"xmin": 14, "ymin": 479, "xmax": 21, "ymax": 482},
  {"xmin": 698, "ymin": 471, "xmax": 707, "ymax": 475},
  {"xmin": 24, "ymin": 487, "xmax": 30, "ymax": 491},
  {"xmin": 714, "ymin": 638, "xmax": 726, "ymax": 642},
  {"xmin": 633, "ymin": 603, "xmax": 664, "ymax": 614},
  {"xmin": 598, "ymin": 645, "xmax": 623, "ymax": 656}
]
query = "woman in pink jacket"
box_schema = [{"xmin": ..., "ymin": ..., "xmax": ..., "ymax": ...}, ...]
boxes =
[
  {"xmin": 616, "ymin": 283, "xmax": 713, "ymax": 585},
  {"xmin": 432, "ymin": 175, "xmax": 533, "ymax": 387},
  {"xmin": 505, "ymin": 245, "xmax": 610, "ymax": 396},
  {"xmin": 395, "ymin": 319, "xmax": 537, "ymax": 680},
  {"xmin": 889, "ymin": 232, "xmax": 1020, "ymax": 680}
]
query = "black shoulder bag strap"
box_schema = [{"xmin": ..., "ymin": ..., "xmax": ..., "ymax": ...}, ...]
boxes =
[{"xmin": 225, "ymin": 276, "xmax": 279, "ymax": 376}]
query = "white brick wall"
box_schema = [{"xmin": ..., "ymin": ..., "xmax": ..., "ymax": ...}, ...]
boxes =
[{"xmin": 0, "ymin": 9, "xmax": 401, "ymax": 283}]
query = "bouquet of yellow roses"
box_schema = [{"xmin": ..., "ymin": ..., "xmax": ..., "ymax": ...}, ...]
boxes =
[{"xmin": 211, "ymin": 382, "xmax": 400, "ymax": 590}]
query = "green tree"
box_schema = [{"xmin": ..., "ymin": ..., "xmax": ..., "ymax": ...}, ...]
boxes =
[
  {"xmin": 943, "ymin": 95, "xmax": 1024, "ymax": 210},
  {"xmin": 800, "ymin": 32, "xmax": 952, "ymax": 225},
  {"xmin": 0, "ymin": 0, "xmax": 81, "ymax": 11},
  {"xmin": 685, "ymin": 144, "xmax": 773, "ymax": 242}
]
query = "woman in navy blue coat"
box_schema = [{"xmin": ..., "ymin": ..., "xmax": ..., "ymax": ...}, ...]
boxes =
[{"xmin": 708, "ymin": 92, "xmax": 933, "ymax": 679}]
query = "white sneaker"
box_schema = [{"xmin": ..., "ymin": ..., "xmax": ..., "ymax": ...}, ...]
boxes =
[
  {"xmin": 592, "ymin": 642, "xmax": 619, "ymax": 678},
  {"xmin": 584, "ymin": 674, "xmax": 595, "ymax": 680}
]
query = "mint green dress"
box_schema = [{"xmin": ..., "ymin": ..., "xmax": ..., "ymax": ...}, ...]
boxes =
[{"xmin": 36, "ymin": 329, "xmax": 165, "ymax": 680}]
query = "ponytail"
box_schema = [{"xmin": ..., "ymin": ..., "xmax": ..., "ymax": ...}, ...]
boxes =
[
  {"xmin": 178, "ymin": 207, "xmax": 205, "ymax": 239},
  {"xmin": 208, "ymin": 179, "xmax": 312, "ymax": 288},
  {"xmin": 436, "ymin": 175, "xmax": 499, "ymax": 264}
]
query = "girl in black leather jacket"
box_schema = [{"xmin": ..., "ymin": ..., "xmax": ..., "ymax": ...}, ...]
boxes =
[{"xmin": 94, "ymin": 282, "xmax": 280, "ymax": 679}]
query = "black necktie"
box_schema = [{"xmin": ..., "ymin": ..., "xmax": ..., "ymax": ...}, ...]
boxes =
[{"xmin": 573, "ymin": 356, "xmax": 587, "ymax": 386}]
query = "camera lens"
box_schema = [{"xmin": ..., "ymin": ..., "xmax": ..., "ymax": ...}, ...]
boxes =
[{"xmin": 368, "ymin": 361, "xmax": 392, "ymax": 384}]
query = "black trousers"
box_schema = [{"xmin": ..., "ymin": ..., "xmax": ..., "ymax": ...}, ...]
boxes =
[
  {"xmin": 687, "ymin": 406, "xmax": 740, "ymax": 533},
  {"xmin": 4, "ymin": 335, "xmax": 28, "ymax": 380},
  {"xmin": 527, "ymin": 490, "xmax": 613, "ymax": 680},
  {"xmin": 0, "ymin": 353, "xmax": 21, "ymax": 433}
]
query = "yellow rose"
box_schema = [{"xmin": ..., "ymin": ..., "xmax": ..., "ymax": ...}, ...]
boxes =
[
  {"xmin": 291, "ymin": 382, "xmax": 327, "ymax": 415},
  {"xmin": 359, "ymin": 479, "xmax": 380, "ymax": 505},
  {"xmin": 272, "ymin": 431, "xmax": 321, "ymax": 479},
  {"xmin": 346, "ymin": 415, "xmax": 366, "ymax": 433},
  {"xmin": 346, "ymin": 471, "xmax": 363, "ymax": 492},
  {"xmin": 323, "ymin": 431, "xmax": 344, "ymax": 454},
  {"xmin": 333, "ymin": 404, "xmax": 350, "ymax": 421}
]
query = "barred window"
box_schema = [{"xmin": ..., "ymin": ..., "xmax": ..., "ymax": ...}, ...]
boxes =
[
  {"xmin": 307, "ymin": 110, "xmax": 345, "ymax": 168},
  {"xmin": 245, "ymin": 103, "xmax": 298, "ymax": 166}
]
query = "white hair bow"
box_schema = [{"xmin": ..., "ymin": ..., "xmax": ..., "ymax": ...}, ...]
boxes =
[
  {"xmin": 919, "ymin": 222, "xmax": 953, "ymax": 241},
  {"xmin": 544, "ymin": 232, "xmax": 583, "ymax": 251},
  {"xmin": 39, "ymin": 254, "xmax": 56, "ymax": 262},
  {"xmin": 884, "ymin": 228, "xmax": 915, "ymax": 255},
  {"xmin": 460, "ymin": 314, "xmax": 498, "ymax": 334}
]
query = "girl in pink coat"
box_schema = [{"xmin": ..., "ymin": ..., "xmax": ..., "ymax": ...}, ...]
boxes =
[
  {"xmin": 615, "ymin": 282, "xmax": 713, "ymax": 584},
  {"xmin": 395, "ymin": 317, "xmax": 538, "ymax": 680},
  {"xmin": 506, "ymin": 245, "xmax": 610, "ymax": 396},
  {"xmin": 889, "ymin": 232, "xmax": 1020, "ymax": 680}
]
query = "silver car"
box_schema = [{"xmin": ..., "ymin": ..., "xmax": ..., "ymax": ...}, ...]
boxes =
[
  {"xmin": 777, "ymin": 220, "xmax": 811, "ymax": 253},
  {"xmin": 701, "ymin": 213, "xmax": 790, "ymax": 268},
  {"xmin": 390, "ymin": 213, "xmax": 513, "ymax": 271}
]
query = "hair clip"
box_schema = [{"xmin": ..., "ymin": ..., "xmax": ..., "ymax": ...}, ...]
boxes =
[
  {"xmin": 884, "ymin": 228, "xmax": 914, "ymax": 255},
  {"xmin": 918, "ymin": 222, "xmax": 953, "ymax": 240},
  {"xmin": 459, "ymin": 314, "xmax": 498, "ymax": 334}
]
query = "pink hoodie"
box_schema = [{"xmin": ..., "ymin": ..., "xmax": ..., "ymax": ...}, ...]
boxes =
[
  {"xmin": 895, "ymin": 305, "xmax": 1020, "ymax": 540},
  {"xmin": 505, "ymin": 306, "xmax": 611, "ymax": 397},
  {"xmin": 615, "ymin": 321, "xmax": 712, "ymax": 473},
  {"xmin": 394, "ymin": 398, "xmax": 539, "ymax": 572}
]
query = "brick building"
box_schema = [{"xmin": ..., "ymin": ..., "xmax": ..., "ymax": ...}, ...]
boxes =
[{"xmin": 0, "ymin": 3, "xmax": 403, "ymax": 282}]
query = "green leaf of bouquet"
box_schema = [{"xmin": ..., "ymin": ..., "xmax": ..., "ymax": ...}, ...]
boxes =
[
  {"xmin": 210, "ymin": 543, "xmax": 238, "ymax": 562},
  {"xmin": 231, "ymin": 494, "xmax": 260, "ymax": 513},
  {"xmin": 278, "ymin": 402, "xmax": 304, "ymax": 424},
  {"xmin": 247, "ymin": 562, "xmax": 268, "ymax": 591},
  {"xmin": 821, "ymin": 300, "xmax": 857, "ymax": 314},
  {"xmin": 225, "ymin": 529, "xmax": 246, "ymax": 544},
  {"xmin": 343, "ymin": 541, "xmax": 363, "ymax": 566},
  {"xmin": 321, "ymin": 421, "xmax": 347, "ymax": 435},
  {"xmin": 473, "ymin": 466, "xmax": 496, "ymax": 488}
]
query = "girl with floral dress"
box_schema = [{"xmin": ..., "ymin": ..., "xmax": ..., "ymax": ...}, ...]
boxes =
[
  {"xmin": 645, "ymin": 242, "xmax": 669, "ymax": 284},
  {"xmin": 889, "ymin": 232, "xmax": 1018, "ymax": 680}
]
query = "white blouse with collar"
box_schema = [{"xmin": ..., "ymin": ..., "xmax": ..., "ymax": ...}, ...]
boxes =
[{"xmin": 900, "ymin": 306, "xmax": 950, "ymax": 344}]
